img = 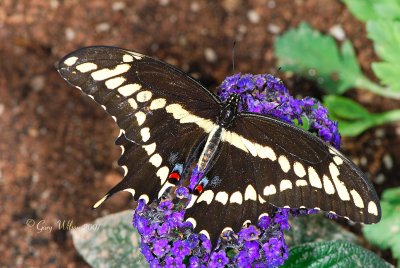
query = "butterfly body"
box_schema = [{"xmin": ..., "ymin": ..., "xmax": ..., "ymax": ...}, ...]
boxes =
[{"xmin": 57, "ymin": 46, "xmax": 381, "ymax": 244}]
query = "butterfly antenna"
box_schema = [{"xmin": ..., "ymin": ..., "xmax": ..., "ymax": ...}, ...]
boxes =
[
  {"xmin": 232, "ymin": 40, "xmax": 236, "ymax": 75},
  {"xmin": 272, "ymin": 66, "xmax": 282, "ymax": 77}
]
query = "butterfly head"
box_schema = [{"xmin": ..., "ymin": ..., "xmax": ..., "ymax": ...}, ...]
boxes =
[{"xmin": 218, "ymin": 93, "xmax": 240, "ymax": 127}]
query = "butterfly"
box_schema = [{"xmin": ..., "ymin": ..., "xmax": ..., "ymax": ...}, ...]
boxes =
[{"xmin": 57, "ymin": 46, "xmax": 381, "ymax": 245}]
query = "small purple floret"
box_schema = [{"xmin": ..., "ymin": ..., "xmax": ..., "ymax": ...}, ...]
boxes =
[{"xmin": 209, "ymin": 251, "xmax": 229, "ymax": 268}]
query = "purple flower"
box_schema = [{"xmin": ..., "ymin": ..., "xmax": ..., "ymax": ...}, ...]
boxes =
[
  {"xmin": 175, "ymin": 186, "xmax": 190, "ymax": 199},
  {"xmin": 274, "ymin": 209, "xmax": 290, "ymax": 230},
  {"xmin": 157, "ymin": 222, "xmax": 169, "ymax": 235},
  {"xmin": 244, "ymin": 240, "xmax": 260, "ymax": 261},
  {"xmin": 140, "ymin": 243, "xmax": 154, "ymax": 261},
  {"xmin": 165, "ymin": 256, "xmax": 185, "ymax": 268},
  {"xmin": 217, "ymin": 73, "xmax": 341, "ymax": 148},
  {"xmin": 262, "ymin": 237, "xmax": 288, "ymax": 267},
  {"xmin": 152, "ymin": 238, "xmax": 170, "ymax": 257},
  {"xmin": 209, "ymin": 251, "xmax": 229, "ymax": 268},
  {"xmin": 236, "ymin": 251, "xmax": 252, "ymax": 267},
  {"xmin": 257, "ymin": 215, "xmax": 271, "ymax": 230},
  {"xmin": 239, "ymin": 225, "xmax": 261, "ymax": 241},
  {"xmin": 149, "ymin": 258, "xmax": 161, "ymax": 268},
  {"xmin": 186, "ymin": 234, "xmax": 199, "ymax": 249},
  {"xmin": 171, "ymin": 240, "xmax": 191, "ymax": 258},
  {"xmin": 159, "ymin": 200, "xmax": 174, "ymax": 215},
  {"xmin": 134, "ymin": 215, "xmax": 153, "ymax": 237}
]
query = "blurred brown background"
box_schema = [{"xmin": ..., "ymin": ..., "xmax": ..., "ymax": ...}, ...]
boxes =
[{"xmin": 1, "ymin": 0, "xmax": 399, "ymax": 267}]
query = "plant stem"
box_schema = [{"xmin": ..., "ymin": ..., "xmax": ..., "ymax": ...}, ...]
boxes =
[{"xmin": 355, "ymin": 76, "xmax": 400, "ymax": 99}]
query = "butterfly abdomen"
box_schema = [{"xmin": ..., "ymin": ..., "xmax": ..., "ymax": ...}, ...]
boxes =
[{"xmin": 197, "ymin": 126, "xmax": 223, "ymax": 173}]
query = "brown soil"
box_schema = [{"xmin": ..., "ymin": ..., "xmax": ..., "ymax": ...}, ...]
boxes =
[{"xmin": 1, "ymin": 0, "xmax": 399, "ymax": 267}]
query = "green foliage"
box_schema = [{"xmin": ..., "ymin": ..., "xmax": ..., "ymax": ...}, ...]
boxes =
[
  {"xmin": 275, "ymin": 22, "xmax": 400, "ymax": 99},
  {"xmin": 324, "ymin": 95, "xmax": 400, "ymax": 136},
  {"xmin": 282, "ymin": 241, "xmax": 392, "ymax": 268},
  {"xmin": 343, "ymin": 0, "xmax": 400, "ymax": 21},
  {"xmin": 274, "ymin": 22, "xmax": 363, "ymax": 95},
  {"xmin": 368, "ymin": 20, "xmax": 400, "ymax": 91},
  {"xmin": 71, "ymin": 210, "xmax": 147, "ymax": 268},
  {"xmin": 285, "ymin": 214, "xmax": 357, "ymax": 247},
  {"xmin": 363, "ymin": 187, "xmax": 400, "ymax": 267}
]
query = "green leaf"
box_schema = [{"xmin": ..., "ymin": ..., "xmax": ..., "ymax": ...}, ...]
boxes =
[
  {"xmin": 70, "ymin": 210, "xmax": 147, "ymax": 268},
  {"xmin": 363, "ymin": 187, "xmax": 400, "ymax": 265},
  {"xmin": 367, "ymin": 20, "xmax": 400, "ymax": 92},
  {"xmin": 323, "ymin": 95, "xmax": 375, "ymax": 136},
  {"xmin": 324, "ymin": 95, "xmax": 370, "ymax": 120},
  {"xmin": 343, "ymin": 0, "xmax": 400, "ymax": 21},
  {"xmin": 285, "ymin": 214, "xmax": 357, "ymax": 247},
  {"xmin": 374, "ymin": 1, "xmax": 400, "ymax": 20},
  {"xmin": 282, "ymin": 241, "xmax": 392, "ymax": 268},
  {"xmin": 324, "ymin": 95, "xmax": 400, "ymax": 136},
  {"xmin": 372, "ymin": 62, "xmax": 400, "ymax": 92},
  {"xmin": 368, "ymin": 21, "xmax": 400, "ymax": 62},
  {"xmin": 342, "ymin": 0, "xmax": 380, "ymax": 21},
  {"xmin": 275, "ymin": 22, "xmax": 364, "ymax": 94}
]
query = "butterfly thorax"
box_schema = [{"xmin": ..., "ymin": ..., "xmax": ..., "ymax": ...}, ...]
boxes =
[
  {"xmin": 197, "ymin": 94, "xmax": 240, "ymax": 173},
  {"xmin": 218, "ymin": 93, "xmax": 240, "ymax": 128}
]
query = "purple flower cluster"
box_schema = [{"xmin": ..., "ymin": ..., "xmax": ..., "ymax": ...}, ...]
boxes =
[
  {"xmin": 132, "ymin": 73, "xmax": 341, "ymax": 267},
  {"xmin": 218, "ymin": 73, "xmax": 341, "ymax": 148}
]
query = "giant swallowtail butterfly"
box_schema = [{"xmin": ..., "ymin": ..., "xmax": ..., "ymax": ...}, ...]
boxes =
[{"xmin": 57, "ymin": 46, "xmax": 381, "ymax": 244}]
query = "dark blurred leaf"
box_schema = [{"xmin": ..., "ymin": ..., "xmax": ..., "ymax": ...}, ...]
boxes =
[
  {"xmin": 71, "ymin": 210, "xmax": 147, "ymax": 268},
  {"xmin": 285, "ymin": 214, "xmax": 357, "ymax": 247},
  {"xmin": 363, "ymin": 187, "xmax": 400, "ymax": 265},
  {"xmin": 282, "ymin": 241, "xmax": 392, "ymax": 268}
]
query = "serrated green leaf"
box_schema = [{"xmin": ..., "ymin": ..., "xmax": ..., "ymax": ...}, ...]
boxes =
[
  {"xmin": 367, "ymin": 21, "xmax": 400, "ymax": 92},
  {"xmin": 368, "ymin": 21, "xmax": 400, "ymax": 62},
  {"xmin": 374, "ymin": 1, "xmax": 400, "ymax": 20},
  {"xmin": 71, "ymin": 210, "xmax": 147, "ymax": 268},
  {"xmin": 342, "ymin": 0, "xmax": 381, "ymax": 21},
  {"xmin": 372, "ymin": 62, "xmax": 400, "ymax": 92},
  {"xmin": 275, "ymin": 22, "xmax": 364, "ymax": 94},
  {"xmin": 343, "ymin": 0, "xmax": 400, "ymax": 21},
  {"xmin": 285, "ymin": 214, "xmax": 357, "ymax": 247},
  {"xmin": 282, "ymin": 241, "xmax": 392, "ymax": 268},
  {"xmin": 363, "ymin": 187, "xmax": 400, "ymax": 265}
]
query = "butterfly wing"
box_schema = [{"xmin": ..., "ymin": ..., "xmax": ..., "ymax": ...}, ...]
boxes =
[
  {"xmin": 57, "ymin": 46, "xmax": 221, "ymax": 205},
  {"xmin": 185, "ymin": 112, "xmax": 381, "ymax": 242}
]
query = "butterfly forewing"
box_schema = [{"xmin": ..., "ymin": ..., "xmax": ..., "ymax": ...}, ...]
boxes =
[
  {"xmin": 58, "ymin": 46, "xmax": 220, "ymax": 144},
  {"xmin": 58, "ymin": 46, "xmax": 220, "ymax": 205}
]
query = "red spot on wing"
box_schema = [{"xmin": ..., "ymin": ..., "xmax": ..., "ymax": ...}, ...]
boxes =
[
  {"xmin": 193, "ymin": 184, "xmax": 203, "ymax": 195},
  {"xmin": 168, "ymin": 171, "xmax": 181, "ymax": 184}
]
